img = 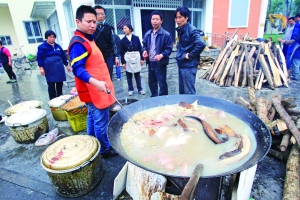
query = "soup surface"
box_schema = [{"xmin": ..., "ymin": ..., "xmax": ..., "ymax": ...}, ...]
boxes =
[{"xmin": 120, "ymin": 102, "xmax": 257, "ymax": 177}]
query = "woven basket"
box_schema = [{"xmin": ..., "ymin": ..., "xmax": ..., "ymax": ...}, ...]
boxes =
[{"xmin": 60, "ymin": 95, "xmax": 88, "ymax": 114}]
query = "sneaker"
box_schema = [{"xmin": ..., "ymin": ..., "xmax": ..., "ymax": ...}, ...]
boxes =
[
  {"xmin": 101, "ymin": 147, "xmax": 118, "ymax": 158},
  {"xmin": 128, "ymin": 91, "xmax": 133, "ymax": 96},
  {"xmin": 10, "ymin": 79, "xmax": 17, "ymax": 83},
  {"xmin": 139, "ymin": 90, "xmax": 146, "ymax": 95},
  {"xmin": 0, "ymin": 116, "xmax": 7, "ymax": 123},
  {"xmin": 6, "ymin": 80, "xmax": 12, "ymax": 84}
]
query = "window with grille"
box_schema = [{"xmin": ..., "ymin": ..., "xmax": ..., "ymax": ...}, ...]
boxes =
[
  {"xmin": 23, "ymin": 21, "xmax": 43, "ymax": 44},
  {"xmin": 95, "ymin": 0, "xmax": 131, "ymax": 5},
  {"xmin": 191, "ymin": 11, "xmax": 202, "ymax": 30},
  {"xmin": 64, "ymin": 0, "xmax": 76, "ymax": 39},
  {"xmin": 0, "ymin": 36, "xmax": 12, "ymax": 45}
]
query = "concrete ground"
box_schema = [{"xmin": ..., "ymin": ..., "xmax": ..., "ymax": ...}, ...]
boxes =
[{"xmin": 0, "ymin": 60, "xmax": 298, "ymax": 200}]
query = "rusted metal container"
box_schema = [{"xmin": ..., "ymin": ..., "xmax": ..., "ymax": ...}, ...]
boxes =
[
  {"xmin": 40, "ymin": 135, "xmax": 104, "ymax": 197},
  {"xmin": 5, "ymin": 109, "xmax": 49, "ymax": 143}
]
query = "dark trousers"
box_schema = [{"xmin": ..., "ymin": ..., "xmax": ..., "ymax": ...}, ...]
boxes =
[
  {"xmin": 178, "ymin": 67, "xmax": 197, "ymax": 94},
  {"xmin": 126, "ymin": 71, "xmax": 142, "ymax": 92},
  {"xmin": 47, "ymin": 82, "xmax": 63, "ymax": 100},
  {"xmin": 148, "ymin": 62, "xmax": 168, "ymax": 97},
  {"xmin": 3, "ymin": 62, "xmax": 16, "ymax": 80},
  {"xmin": 104, "ymin": 55, "xmax": 115, "ymax": 80}
]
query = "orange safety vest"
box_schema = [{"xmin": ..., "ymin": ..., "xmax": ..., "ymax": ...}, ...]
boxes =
[{"xmin": 68, "ymin": 31, "xmax": 115, "ymax": 109}]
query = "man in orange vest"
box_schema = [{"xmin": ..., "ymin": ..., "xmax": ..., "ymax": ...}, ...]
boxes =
[{"xmin": 68, "ymin": 5, "xmax": 118, "ymax": 158}]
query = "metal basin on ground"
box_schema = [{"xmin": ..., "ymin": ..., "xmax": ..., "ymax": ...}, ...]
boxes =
[{"xmin": 107, "ymin": 95, "xmax": 271, "ymax": 178}]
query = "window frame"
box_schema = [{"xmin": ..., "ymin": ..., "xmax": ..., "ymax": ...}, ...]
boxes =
[
  {"xmin": 23, "ymin": 21, "xmax": 43, "ymax": 44},
  {"xmin": 0, "ymin": 36, "xmax": 12, "ymax": 45},
  {"xmin": 228, "ymin": 0, "xmax": 250, "ymax": 28},
  {"xmin": 63, "ymin": 0, "xmax": 76, "ymax": 39}
]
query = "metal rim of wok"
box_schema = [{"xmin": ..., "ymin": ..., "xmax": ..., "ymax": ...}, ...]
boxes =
[{"xmin": 107, "ymin": 95, "xmax": 271, "ymax": 178}]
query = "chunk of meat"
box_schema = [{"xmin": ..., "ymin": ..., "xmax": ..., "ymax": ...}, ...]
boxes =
[
  {"xmin": 179, "ymin": 102, "xmax": 194, "ymax": 109},
  {"xmin": 177, "ymin": 118, "xmax": 189, "ymax": 132}
]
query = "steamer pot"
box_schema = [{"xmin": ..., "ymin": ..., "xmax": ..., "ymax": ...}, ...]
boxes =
[
  {"xmin": 5, "ymin": 109, "xmax": 49, "ymax": 143},
  {"xmin": 5, "ymin": 100, "xmax": 42, "ymax": 116},
  {"xmin": 40, "ymin": 135, "xmax": 104, "ymax": 197}
]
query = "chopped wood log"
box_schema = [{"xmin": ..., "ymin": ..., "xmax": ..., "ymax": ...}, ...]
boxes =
[
  {"xmin": 282, "ymin": 144, "xmax": 300, "ymax": 200},
  {"xmin": 258, "ymin": 54, "xmax": 275, "ymax": 89},
  {"xmin": 281, "ymin": 97, "xmax": 297, "ymax": 109},
  {"xmin": 234, "ymin": 51, "xmax": 245, "ymax": 87},
  {"xmin": 219, "ymin": 44, "xmax": 241, "ymax": 86},
  {"xmin": 272, "ymin": 96, "xmax": 300, "ymax": 144},
  {"xmin": 209, "ymin": 37, "xmax": 236, "ymax": 81},
  {"xmin": 268, "ymin": 107, "xmax": 276, "ymax": 121},
  {"xmin": 180, "ymin": 164, "xmax": 203, "ymax": 200},
  {"xmin": 268, "ymin": 149, "xmax": 289, "ymax": 161},
  {"xmin": 291, "ymin": 136, "xmax": 297, "ymax": 144},
  {"xmin": 248, "ymin": 87, "xmax": 256, "ymax": 106},
  {"xmin": 256, "ymin": 97, "xmax": 270, "ymax": 123},
  {"xmin": 257, "ymin": 69, "xmax": 265, "ymax": 90},
  {"xmin": 241, "ymin": 61, "xmax": 248, "ymax": 87},
  {"xmin": 280, "ymin": 133, "xmax": 291, "ymax": 151},
  {"xmin": 235, "ymin": 96, "xmax": 252, "ymax": 110},
  {"xmin": 248, "ymin": 58, "xmax": 255, "ymax": 88},
  {"xmin": 274, "ymin": 57, "xmax": 289, "ymax": 87},
  {"xmin": 276, "ymin": 44, "xmax": 288, "ymax": 79},
  {"xmin": 214, "ymin": 41, "xmax": 239, "ymax": 81},
  {"xmin": 264, "ymin": 44, "xmax": 282, "ymax": 87},
  {"xmin": 226, "ymin": 173, "xmax": 237, "ymax": 200},
  {"xmin": 254, "ymin": 68, "xmax": 262, "ymax": 89},
  {"xmin": 277, "ymin": 119, "xmax": 288, "ymax": 132}
]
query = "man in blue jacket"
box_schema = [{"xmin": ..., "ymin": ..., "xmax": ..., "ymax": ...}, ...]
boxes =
[
  {"xmin": 142, "ymin": 10, "xmax": 173, "ymax": 97},
  {"xmin": 175, "ymin": 7, "xmax": 206, "ymax": 94}
]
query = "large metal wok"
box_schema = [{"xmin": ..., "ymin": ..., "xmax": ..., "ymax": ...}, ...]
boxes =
[{"xmin": 107, "ymin": 95, "xmax": 271, "ymax": 178}]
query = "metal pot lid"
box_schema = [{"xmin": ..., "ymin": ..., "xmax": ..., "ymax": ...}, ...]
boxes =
[
  {"xmin": 5, "ymin": 109, "xmax": 46, "ymax": 126},
  {"xmin": 5, "ymin": 100, "xmax": 42, "ymax": 115},
  {"xmin": 41, "ymin": 135, "xmax": 99, "ymax": 170},
  {"xmin": 48, "ymin": 95, "xmax": 72, "ymax": 107}
]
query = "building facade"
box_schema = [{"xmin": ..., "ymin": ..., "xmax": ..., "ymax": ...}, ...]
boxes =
[{"xmin": 0, "ymin": 0, "xmax": 268, "ymax": 56}]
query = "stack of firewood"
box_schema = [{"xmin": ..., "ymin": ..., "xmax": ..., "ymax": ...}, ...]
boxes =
[
  {"xmin": 201, "ymin": 35, "xmax": 289, "ymax": 90},
  {"xmin": 198, "ymin": 56, "xmax": 215, "ymax": 70},
  {"xmin": 235, "ymin": 87, "xmax": 300, "ymax": 199}
]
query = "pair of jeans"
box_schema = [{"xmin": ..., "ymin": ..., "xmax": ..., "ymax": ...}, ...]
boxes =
[
  {"xmin": 148, "ymin": 62, "xmax": 168, "ymax": 97},
  {"xmin": 178, "ymin": 67, "xmax": 197, "ymax": 94},
  {"xmin": 292, "ymin": 58, "xmax": 300, "ymax": 80},
  {"xmin": 104, "ymin": 55, "xmax": 115, "ymax": 80},
  {"xmin": 86, "ymin": 103, "xmax": 111, "ymax": 154},
  {"xmin": 115, "ymin": 55, "xmax": 121, "ymax": 79},
  {"xmin": 47, "ymin": 82, "xmax": 63, "ymax": 100},
  {"xmin": 126, "ymin": 71, "xmax": 142, "ymax": 92},
  {"xmin": 2, "ymin": 62, "xmax": 16, "ymax": 80}
]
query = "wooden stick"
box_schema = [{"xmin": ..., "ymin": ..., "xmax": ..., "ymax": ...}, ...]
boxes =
[
  {"xmin": 274, "ymin": 57, "xmax": 289, "ymax": 87},
  {"xmin": 180, "ymin": 164, "xmax": 203, "ymax": 200},
  {"xmin": 258, "ymin": 54, "xmax": 275, "ymax": 89},
  {"xmin": 248, "ymin": 58, "xmax": 255, "ymax": 88},
  {"xmin": 272, "ymin": 96, "xmax": 300, "ymax": 144},
  {"xmin": 268, "ymin": 149, "xmax": 289, "ymax": 161},
  {"xmin": 276, "ymin": 44, "xmax": 288, "ymax": 79},
  {"xmin": 235, "ymin": 96, "xmax": 252, "ymax": 110},
  {"xmin": 254, "ymin": 68, "xmax": 262, "ymax": 89},
  {"xmin": 241, "ymin": 61, "xmax": 248, "ymax": 87},
  {"xmin": 234, "ymin": 51, "xmax": 245, "ymax": 87},
  {"xmin": 220, "ymin": 45, "xmax": 241, "ymax": 86},
  {"xmin": 282, "ymin": 144, "xmax": 300, "ymax": 200},
  {"xmin": 264, "ymin": 43, "xmax": 282, "ymax": 87},
  {"xmin": 280, "ymin": 133, "xmax": 291, "ymax": 151}
]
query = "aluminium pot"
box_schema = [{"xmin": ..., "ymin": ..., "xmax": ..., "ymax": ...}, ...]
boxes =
[
  {"xmin": 40, "ymin": 135, "xmax": 104, "ymax": 197},
  {"xmin": 5, "ymin": 109, "xmax": 49, "ymax": 143},
  {"xmin": 107, "ymin": 95, "xmax": 272, "ymax": 178}
]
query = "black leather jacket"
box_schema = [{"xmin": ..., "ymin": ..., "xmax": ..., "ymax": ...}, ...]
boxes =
[
  {"xmin": 142, "ymin": 27, "xmax": 173, "ymax": 68},
  {"xmin": 176, "ymin": 22, "xmax": 206, "ymax": 68}
]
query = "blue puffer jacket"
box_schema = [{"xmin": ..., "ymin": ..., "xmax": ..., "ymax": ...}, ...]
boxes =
[
  {"xmin": 37, "ymin": 41, "xmax": 68, "ymax": 82},
  {"xmin": 176, "ymin": 22, "xmax": 206, "ymax": 68},
  {"xmin": 290, "ymin": 23, "xmax": 300, "ymax": 59},
  {"xmin": 142, "ymin": 27, "xmax": 173, "ymax": 68}
]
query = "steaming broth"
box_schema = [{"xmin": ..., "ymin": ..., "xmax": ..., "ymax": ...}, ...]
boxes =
[{"xmin": 120, "ymin": 103, "xmax": 257, "ymax": 177}]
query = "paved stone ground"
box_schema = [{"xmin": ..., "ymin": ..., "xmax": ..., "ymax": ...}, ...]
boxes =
[{"xmin": 0, "ymin": 61, "xmax": 298, "ymax": 199}]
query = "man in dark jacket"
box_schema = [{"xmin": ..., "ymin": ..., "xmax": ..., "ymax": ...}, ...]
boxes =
[
  {"xmin": 94, "ymin": 5, "xmax": 119, "ymax": 80},
  {"xmin": 175, "ymin": 6, "xmax": 206, "ymax": 94},
  {"xmin": 142, "ymin": 10, "xmax": 173, "ymax": 97}
]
